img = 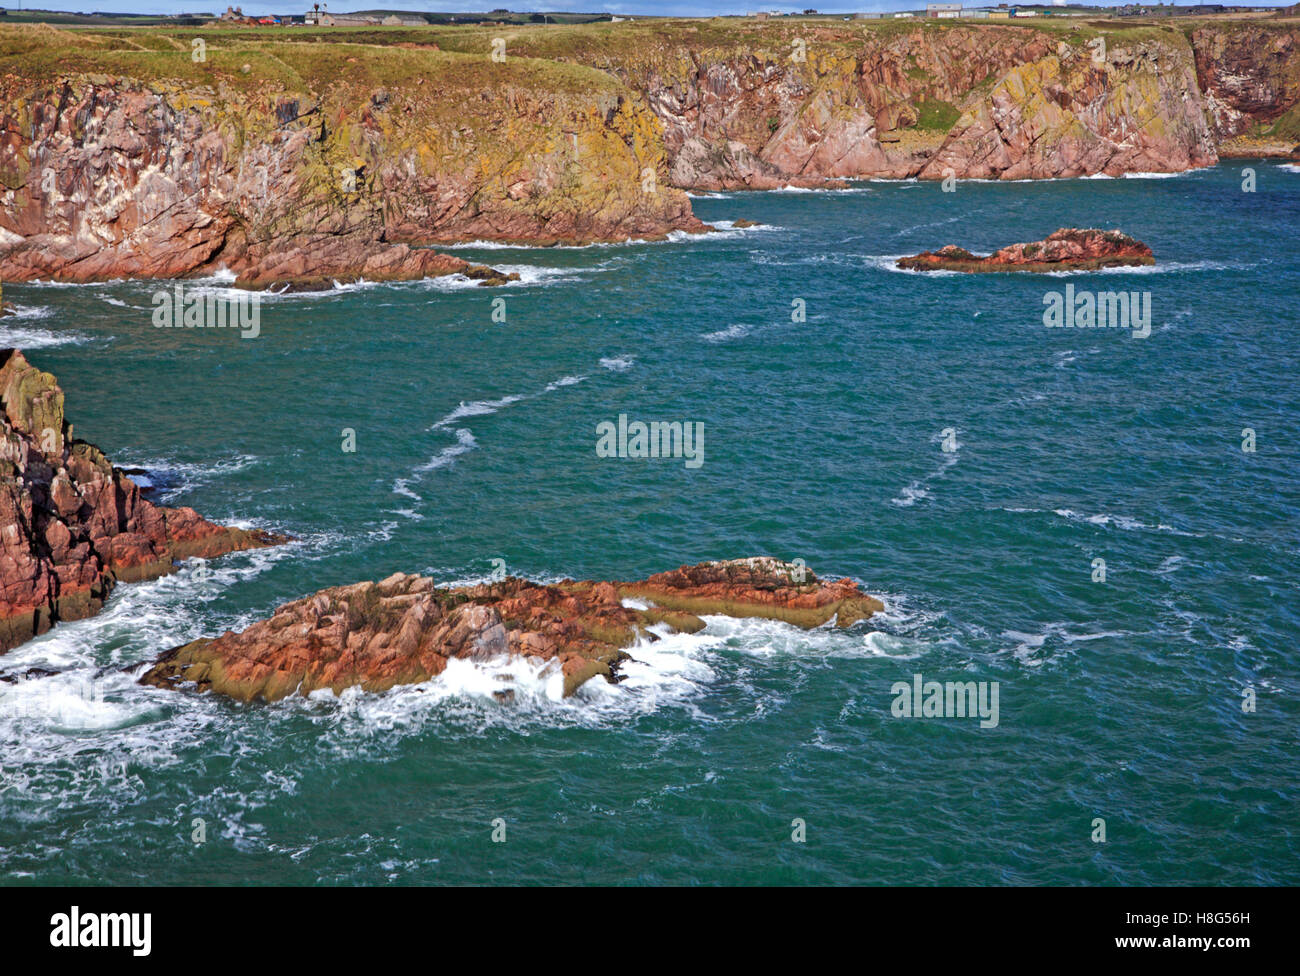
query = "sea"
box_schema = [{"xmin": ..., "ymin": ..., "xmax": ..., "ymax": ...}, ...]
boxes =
[{"xmin": 1, "ymin": 161, "xmax": 1296, "ymax": 885}]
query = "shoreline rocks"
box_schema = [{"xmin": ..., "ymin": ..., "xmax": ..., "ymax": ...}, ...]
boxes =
[
  {"xmin": 139, "ymin": 557, "xmax": 883, "ymax": 702},
  {"xmin": 0, "ymin": 350, "xmax": 286, "ymax": 653},
  {"xmin": 897, "ymin": 228, "xmax": 1154, "ymax": 274}
]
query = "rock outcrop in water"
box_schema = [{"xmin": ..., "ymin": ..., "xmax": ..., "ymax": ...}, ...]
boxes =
[
  {"xmin": 139, "ymin": 557, "xmax": 883, "ymax": 702},
  {"xmin": 897, "ymin": 228, "xmax": 1154, "ymax": 273},
  {"xmin": 0, "ymin": 350, "xmax": 285, "ymax": 652}
]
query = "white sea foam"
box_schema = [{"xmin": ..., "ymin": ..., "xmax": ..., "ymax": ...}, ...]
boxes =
[
  {"xmin": 770, "ymin": 184, "xmax": 871, "ymax": 194},
  {"xmin": 1080, "ymin": 169, "xmax": 1193, "ymax": 180},
  {"xmin": 114, "ymin": 454, "xmax": 261, "ymax": 502},
  {"xmin": 867, "ymin": 253, "xmax": 961, "ymax": 276},
  {"xmin": 394, "ymin": 366, "xmax": 591, "ymax": 509},
  {"xmin": 437, "ymin": 229, "xmax": 719, "ymax": 250},
  {"xmin": 4, "ymin": 304, "xmax": 54, "ymax": 320},
  {"xmin": 0, "ymin": 323, "xmax": 93, "ymax": 348},
  {"xmin": 1051, "ymin": 508, "xmax": 1204, "ymax": 538},
  {"xmin": 709, "ymin": 220, "xmax": 782, "ymax": 232},
  {"xmin": 414, "ymin": 428, "xmax": 477, "ymax": 473},
  {"xmin": 890, "ymin": 432, "xmax": 962, "ymax": 508},
  {"xmin": 543, "ymin": 374, "xmax": 587, "ymax": 392},
  {"xmin": 1280, "ymin": 163, "xmax": 1300, "ymax": 174},
  {"xmin": 600, "ymin": 356, "xmax": 635, "ymax": 371},
  {"xmin": 700, "ymin": 323, "xmax": 753, "ymax": 343},
  {"xmin": 430, "ymin": 394, "xmax": 528, "ymax": 430}
]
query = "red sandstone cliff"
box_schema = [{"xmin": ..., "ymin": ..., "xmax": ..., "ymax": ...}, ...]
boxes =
[{"xmin": 0, "ymin": 350, "xmax": 285, "ymax": 652}]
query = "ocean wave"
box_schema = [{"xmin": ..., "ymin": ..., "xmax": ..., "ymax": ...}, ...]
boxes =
[
  {"xmin": 414, "ymin": 428, "xmax": 477, "ymax": 474},
  {"xmin": 1051, "ymin": 508, "xmax": 1204, "ymax": 538},
  {"xmin": 430, "ymin": 394, "xmax": 528, "ymax": 430},
  {"xmin": 700, "ymin": 323, "xmax": 754, "ymax": 343},
  {"xmin": 890, "ymin": 432, "xmax": 962, "ymax": 507},
  {"xmin": 543, "ymin": 374, "xmax": 587, "ymax": 392},
  {"xmin": 1001, "ymin": 625, "xmax": 1131, "ymax": 667},
  {"xmin": 114, "ymin": 454, "xmax": 262, "ymax": 501},
  {"xmin": 866, "ymin": 253, "xmax": 961, "ymax": 276},
  {"xmin": 0, "ymin": 322, "xmax": 93, "ymax": 349},
  {"xmin": 396, "ymin": 367, "xmax": 591, "ymax": 506},
  {"xmin": 1080, "ymin": 169, "xmax": 1194, "ymax": 180},
  {"xmin": 709, "ymin": 220, "xmax": 783, "ymax": 232},
  {"xmin": 1040, "ymin": 260, "xmax": 1242, "ymax": 277},
  {"xmin": 770, "ymin": 184, "xmax": 872, "ymax": 194},
  {"xmin": 1000, "ymin": 506, "xmax": 1209, "ymax": 539},
  {"xmin": 435, "ymin": 229, "xmax": 723, "ymax": 251},
  {"xmin": 599, "ymin": 355, "xmax": 635, "ymax": 371}
]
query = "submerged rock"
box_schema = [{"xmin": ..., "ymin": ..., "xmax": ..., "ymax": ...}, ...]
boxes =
[
  {"xmin": 0, "ymin": 350, "xmax": 286, "ymax": 653},
  {"xmin": 897, "ymin": 228, "xmax": 1154, "ymax": 273},
  {"xmin": 139, "ymin": 557, "xmax": 883, "ymax": 703}
]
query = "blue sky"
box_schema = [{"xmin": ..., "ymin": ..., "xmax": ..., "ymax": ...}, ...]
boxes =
[{"xmin": 8, "ymin": 1, "xmax": 1297, "ymax": 16}]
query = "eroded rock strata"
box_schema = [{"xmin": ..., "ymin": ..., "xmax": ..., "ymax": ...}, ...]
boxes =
[
  {"xmin": 139, "ymin": 557, "xmax": 883, "ymax": 702},
  {"xmin": 0, "ymin": 349, "xmax": 285, "ymax": 652},
  {"xmin": 1, "ymin": 20, "xmax": 1298, "ymax": 283},
  {"xmin": 897, "ymin": 228, "xmax": 1154, "ymax": 273},
  {"xmin": 0, "ymin": 32, "xmax": 705, "ymax": 287}
]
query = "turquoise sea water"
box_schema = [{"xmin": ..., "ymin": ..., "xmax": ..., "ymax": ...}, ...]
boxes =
[{"xmin": 1, "ymin": 162, "xmax": 1297, "ymax": 885}]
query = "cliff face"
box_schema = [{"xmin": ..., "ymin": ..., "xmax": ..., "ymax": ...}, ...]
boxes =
[
  {"xmin": 0, "ymin": 20, "xmax": 1297, "ymax": 282},
  {"xmin": 920, "ymin": 42, "xmax": 1215, "ymax": 180},
  {"xmin": 505, "ymin": 20, "xmax": 1295, "ymax": 186},
  {"xmin": 0, "ymin": 350, "xmax": 284, "ymax": 653},
  {"xmin": 582, "ymin": 26, "xmax": 1063, "ymax": 187},
  {"xmin": 0, "ymin": 27, "xmax": 703, "ymax": 286},
  {"xmin": 1192, "ymin": 24, "xmax": 1300, "ymax": 153}
]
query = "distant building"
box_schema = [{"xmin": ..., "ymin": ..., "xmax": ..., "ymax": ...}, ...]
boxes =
[
  {"xmin": 220, "ymin": 5, "xmax": 244, "ymax": 20},
  {"xmin": 927, "ymin": 3, "xmax": 963, "ymax": 16},
  {"xmin": 960, "ymin": 7, "xmax": 989, "ymax": 16},
  {"xmin": 894, "ymin": 11, "xmax": 915, "ymax": 18}
]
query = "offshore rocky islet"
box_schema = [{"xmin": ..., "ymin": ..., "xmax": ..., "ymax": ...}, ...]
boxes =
[{"xmin": 896, "ymin": 227, "xmax": 1155, "ymax": 273}]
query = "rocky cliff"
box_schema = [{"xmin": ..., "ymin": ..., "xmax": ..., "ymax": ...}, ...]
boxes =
[
  {"xmin": 0, "ymin": 349, "xmax": 284, "ymax": 652},
  {"xmin": 0, "ymin": 25, "xmax": 703, "ymax": 286},
  {"xmin": 499, "ymin": 20, "xmax": 1295, "ymax": 186},
  {"xmin": 500, "ymin": 19, "xmax": 1298, "ymax": 185},
  {"xmin": 0, "ymin": 19, "xmax": 1297, "ymax": 282},
  {"xmin": 139, "ymin": 557, "xmax": 883, "ymax": 702},
  {"xmin": 1191, "ymin": 23, "xmax": 1300, "ymax": 155}
]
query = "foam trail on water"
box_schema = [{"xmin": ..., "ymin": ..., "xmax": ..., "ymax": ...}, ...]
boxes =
[{"xmin": 890, "ymin": 432, "xmax": 961, "ymax": 507}]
